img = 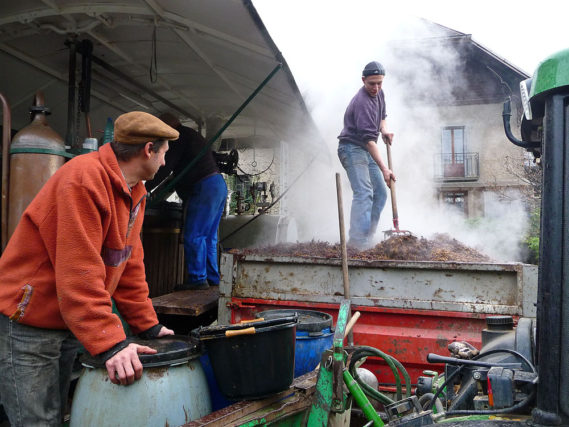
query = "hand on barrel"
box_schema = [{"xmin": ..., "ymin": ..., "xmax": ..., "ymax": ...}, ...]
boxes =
[
  {"xmin": 105, "ymin": 326, "xmax": 174, "ymax": 385},
  {"xmin": 106, "ymin": 343, "xmax": 157, "ymax": 385}
]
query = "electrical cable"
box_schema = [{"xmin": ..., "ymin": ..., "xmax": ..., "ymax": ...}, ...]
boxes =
[
  {"xmin": 428, "ymin": 348, "xmax": 538, "ymax": 417},
  {"xmin": 445, "ymin": 388, "xmax": 536, "ymax": 417}
]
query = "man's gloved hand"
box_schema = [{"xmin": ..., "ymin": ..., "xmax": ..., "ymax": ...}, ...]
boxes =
[{"xmin": 137, "ymin": 323, "xmax": 174, "ymax": 339}]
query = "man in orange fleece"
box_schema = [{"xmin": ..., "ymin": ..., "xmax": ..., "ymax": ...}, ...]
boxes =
[{"xmin": 0, "ymin": 111, "xmax": 179, "ymax": 426}]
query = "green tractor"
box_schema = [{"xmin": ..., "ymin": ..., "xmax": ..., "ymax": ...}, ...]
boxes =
[{"xmin": 503, "ymin": 48, "xmax": 569, "ymax": 426}]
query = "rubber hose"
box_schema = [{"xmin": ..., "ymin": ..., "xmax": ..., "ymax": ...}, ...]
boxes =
[
  {"xmin": 350, "ymin": 348, "xmax": 402, "ymax": 400},
  {"xmin": 354, "ymin": 346, "xmax": 411, "ymax": 399},
  {"xmin": 428, "ymin": 348, "xmax": 537, "ymax": 414},
  {"xmin": 418, "ymin": 392, "xmax": 444, "ymax": 414},
  {"xmin": 427, "ymin": 364, "xmax": 466, "ymax": 411},
  {"xmin": 351, "ymin": 369, "xmax": 395, "ymax": 405},
  {"xmin": 350, "ymin": 346, "xmax": 411, "ymax": 402},
  {"xmin": 471, "ymin": 348, "xmax": 537, "ymax": 373},
  {"xmin": 445, "ymin": 388, "xmax": 536, "ymax": 416}
]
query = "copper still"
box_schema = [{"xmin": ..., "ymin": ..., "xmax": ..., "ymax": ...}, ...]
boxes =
[
  {"xmin": 7, "ymin": 92, "xmax": 66, "ymax": 238},
  {"xmin": 1, "ymin": 92, "xmax": 11, "ymax": 251}
]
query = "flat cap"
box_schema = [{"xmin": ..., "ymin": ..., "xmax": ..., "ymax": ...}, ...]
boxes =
[{"xmin": 114, "ymin": 111, "xmax": 179, "ymax": 145}]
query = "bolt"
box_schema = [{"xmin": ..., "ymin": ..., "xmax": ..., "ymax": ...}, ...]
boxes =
[{"xmin": 473, "ymin": 372, "xmax": 481, "ymax": 380}]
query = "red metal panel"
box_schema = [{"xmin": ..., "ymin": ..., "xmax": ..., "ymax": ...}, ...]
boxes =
[{"xmin": 228, "ymin": 297, "xmax": 514, "ymax": 385}]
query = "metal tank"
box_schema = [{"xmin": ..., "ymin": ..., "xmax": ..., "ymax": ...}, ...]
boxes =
[
  {"xmin": 70, "ymin": 336, "xmax": 211, "ymax": 426},
  {"xmin": 7, "ymin": 92, "xmax": 66, "ymax": 238}
]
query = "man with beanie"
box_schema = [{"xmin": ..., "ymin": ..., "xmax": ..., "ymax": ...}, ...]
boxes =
[
  {"xmin": 145, "ymin": 113, "xmax": 227, "ymax": 291},
  {"xmin": 338, "ymin": 61, "xmax": 396, "ymax": 248},
  {"xmin": 0, "ymin": 111, "xmax": 178, "ymax": 426}
]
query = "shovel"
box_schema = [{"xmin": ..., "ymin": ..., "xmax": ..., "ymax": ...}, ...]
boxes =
[{"xmin": 384, "ymin": 142, "xmax": 411, "ymax": 238}]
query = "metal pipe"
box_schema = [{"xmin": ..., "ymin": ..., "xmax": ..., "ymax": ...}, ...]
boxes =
[
  {"xmin": 74, "ymin": 42, "xmax": 202, "ymax": 126},
  {"xmin": 502, "ymin": 97, "xmax": 540, "ymax": 149},
  {"xmin": 343, "ymin": 369, "xmax": 384, "ymax": 427},
  {"xmin": 80, "ymin": 39, "xmax": 93, "ymax": 137},
  {"xmin": 1, "ymin": 92, "xmax": 11, "ymax": 251},
  {"xmin": 65, "ymin": 37, "xmax": 77, "ymax": 149},
  {"xmin": 149, "ymin": 62, "xmax": 283, "ymax": 206}
]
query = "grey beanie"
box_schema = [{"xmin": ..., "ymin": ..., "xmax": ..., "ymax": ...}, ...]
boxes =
[{"xmin": 362, "ymin": 61, "xmax": 385, "ymax": 77}]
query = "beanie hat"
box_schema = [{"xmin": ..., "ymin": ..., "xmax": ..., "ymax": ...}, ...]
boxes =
[{"xmin": 362, "ymin": 61, "xmax": 385, "ymax": 77}]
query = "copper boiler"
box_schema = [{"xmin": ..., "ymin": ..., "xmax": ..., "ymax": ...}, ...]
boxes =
[{"xmin": 7, "ymin": 92, "xmax": 66, "ymax": 238}]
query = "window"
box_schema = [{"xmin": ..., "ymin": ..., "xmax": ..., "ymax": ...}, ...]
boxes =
[
  {"xmin": 442, "ymin": 126, "xmax": 465, "ymax": 155},
  {"xmin": 443, "ymin": 191, "xmax": 467, "ymax": 213},
  {"xmin": 442, "ymin": 126, "xmax": 465, "ymax": 178}
]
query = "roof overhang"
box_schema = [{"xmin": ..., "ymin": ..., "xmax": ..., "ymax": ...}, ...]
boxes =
[{"xmin": 0, "ymin": 0, "xmax": 323, "ymax": 152}]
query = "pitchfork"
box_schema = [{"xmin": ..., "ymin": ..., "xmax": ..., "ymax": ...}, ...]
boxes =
[{"xmin": 383, "ymin": 140, "xmax": 412, "ymax": 239}]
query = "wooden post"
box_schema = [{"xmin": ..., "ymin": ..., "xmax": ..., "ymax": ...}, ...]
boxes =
[{"xmin": 335, "ymin": 172, "xmax": 353, "ymax": 345}]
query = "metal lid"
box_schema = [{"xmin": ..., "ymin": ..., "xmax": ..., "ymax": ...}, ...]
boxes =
[
  {"xmin": 256, "ymin": 309, "xmax": 333, "ymax": 333},
  {"xmin": 81, "ymin": 335, "xmax": 202, "ymax": 368}
]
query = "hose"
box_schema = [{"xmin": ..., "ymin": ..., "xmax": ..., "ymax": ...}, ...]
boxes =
[
  {"xmin": 350, "ymin": 348, "xmax": 400, "ymax": 402},
  {"xmin": 428, "ymin": 348, "xmax": 538, "ymax": 417},
  {"xmin": 418, "ymin": 393, "xmax": 444, "ymax": 414},
  {"xmin": 444, "ymin": 388, "xmax": 536, "ymax": 416},
  {"xmin": 427, "ymin": 364, "xmax": 466, "ymax": 412},
  {"xmin": 349, "ymin": 346, "xmax": 411, "ymax": 404}
]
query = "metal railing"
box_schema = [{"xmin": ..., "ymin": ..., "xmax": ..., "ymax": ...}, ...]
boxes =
[{"xmin": 433, "ymin": 152, "xmax": 479, "ymax": 181}]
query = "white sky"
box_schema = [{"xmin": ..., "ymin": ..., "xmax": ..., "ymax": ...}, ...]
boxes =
[{"xmin": 253, "ymin": 0, "xmax": 567, "ymax": 79}]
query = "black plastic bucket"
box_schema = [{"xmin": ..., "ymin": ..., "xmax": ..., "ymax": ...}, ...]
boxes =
[
  {"xmin": 193, "ymin": 316, "xmax": 297, "ymax": 399},
  {"xmin": 257, "ymin": 309, "xmax": 334, "ymax": 377}
]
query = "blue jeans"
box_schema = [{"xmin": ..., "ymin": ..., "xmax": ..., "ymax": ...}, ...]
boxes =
[
  {"xmin": 184, "ymin": 173, "xmax": 227, "ymax": 284},
  {"xmin": 338, "ymin": 143, "xmax": 387, "ymax": 247},
  {"xmin": 0, "ymin": 314, "xmax": 80, "ymax": 426}
]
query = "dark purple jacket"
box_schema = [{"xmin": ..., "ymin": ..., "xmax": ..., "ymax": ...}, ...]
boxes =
[{"xmin": 338, "ymin": 86, "xmax": 386, "ymax": 149}]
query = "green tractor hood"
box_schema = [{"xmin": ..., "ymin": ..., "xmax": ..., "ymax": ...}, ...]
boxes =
[{"xmin": 531, "ymin": 48, "xmax": 569, "ymax": 100}]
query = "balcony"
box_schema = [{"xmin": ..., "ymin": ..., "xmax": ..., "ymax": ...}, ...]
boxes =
[{"xmin": 434, "ymin": 152, "xmax": 479, "ymax": 181}]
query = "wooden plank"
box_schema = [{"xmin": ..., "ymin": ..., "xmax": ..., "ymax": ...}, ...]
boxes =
[
  {"xmin": 184, "ymin": 372, "xmax": 318, "ymax": 427},
  {"xmin": 152, "ymin": 288, "xmax": 219, "ymax": 316}
]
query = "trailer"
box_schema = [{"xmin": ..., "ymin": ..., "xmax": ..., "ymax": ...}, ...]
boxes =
[{"xmin": 217, "ymin": 252, "xmax": 537, "ymax": 383}]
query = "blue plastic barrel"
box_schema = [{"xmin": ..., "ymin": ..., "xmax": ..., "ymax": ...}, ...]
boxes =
[
  {"xmin": 257, "ymin": 309, "xmax": 334, "ymax": 377},
  {"xmin": 199, "ymin": 351, "xmax": 233, "ymax": 411}
]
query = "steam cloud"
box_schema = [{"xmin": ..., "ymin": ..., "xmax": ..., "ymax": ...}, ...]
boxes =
[{"xmin": 255, "ymin": 3, "xmax": 530, "ymax": 262}]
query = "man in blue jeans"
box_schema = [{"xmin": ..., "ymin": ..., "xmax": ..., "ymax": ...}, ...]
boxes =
[
  {"xmin": 146, "ymin": 113, "xmax": 227, "ymax": 290},
  {"xmin": 338, "ymin": 61, "xmax": 396, "ymax": 248}
]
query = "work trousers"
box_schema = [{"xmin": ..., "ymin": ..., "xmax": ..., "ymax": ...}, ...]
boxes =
[
  {"xmin": 184, "ymin": 173, "xmax": 227, "ymax": 285},
  {"xmin": 338, "ymin": 142, "xmax": 387, "ymax": 248},
  {"xmin": 0, "ymin": 314, "xmax": 80, "ymax": 427}
]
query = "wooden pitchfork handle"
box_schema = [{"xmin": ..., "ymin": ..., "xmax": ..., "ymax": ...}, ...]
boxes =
[{"xmin": 385, "ymin": 142, "xmax": 399, "ymax": 231}]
